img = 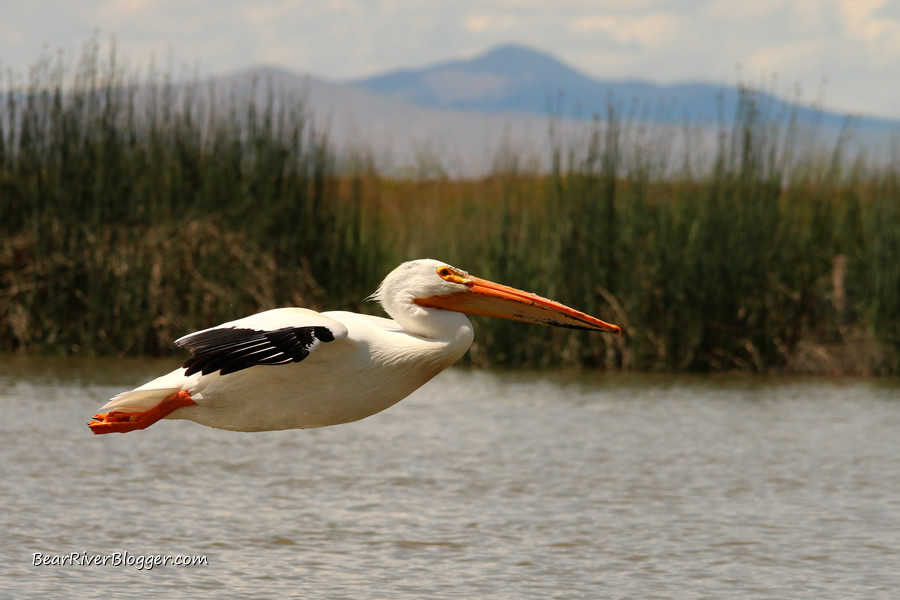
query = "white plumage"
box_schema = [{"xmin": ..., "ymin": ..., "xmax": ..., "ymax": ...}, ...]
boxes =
[{"xmin": 89, "ymin": 259, "xmax": 619, "ymax": 434}]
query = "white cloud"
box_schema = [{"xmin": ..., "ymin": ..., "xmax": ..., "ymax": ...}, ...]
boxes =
[
  {"xmin": 464, "ymin": 14, "xmax": 519, "ymax": 34},
  {"xmin": 567, "ymin": 13, "xmax": 683, "ymax": 49},
  {"xmin": 703, "ymin": 0, "xmax": 785, "ymax": 21},
  {"xmin": 744, "ymin": 40, "xmax": 827, "ymax": 76},
  {"xmin": 0, "ymin": 0, "xmax": 899, "ymax": 118},
  {"xmin": 837, "ymin": 0, "xmax": 900, "ymax": 60}
]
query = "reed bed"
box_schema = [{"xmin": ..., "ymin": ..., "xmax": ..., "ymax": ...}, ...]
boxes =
[{"xmin": 1, "ymin": 44, "xmax": 898, "ymax": 373}]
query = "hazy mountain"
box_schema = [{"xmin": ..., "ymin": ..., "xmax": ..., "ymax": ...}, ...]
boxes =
[
  {"xmin": 4, "ymin": 44, "xmax": 894, "ymax": 177},
  {"xmin": 213, "ymin": 66, "xmax": 568, "ymax": 176},
  {"xmin": 349, "ymin": 44, "xmax": 900, "ymax": 132},
  {"xmin": 208, "ymin": 44, "xmax": 898, "ymax": 175}
]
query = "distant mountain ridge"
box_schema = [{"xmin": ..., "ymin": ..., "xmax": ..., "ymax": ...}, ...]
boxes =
[
  {"xmin": 211, "ymin": 66, "xmax": 566, "ymax": 177},
  {"xmin": 205, "ymin": 44, "xmax": 897, "ymax": 175},
  {"xmin": 349, "ymin": 44, "xmax": 899, "ymax": 131}
]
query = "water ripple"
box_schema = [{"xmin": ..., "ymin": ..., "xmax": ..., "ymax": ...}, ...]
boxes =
[{"xmin": 2, "ymin": 357, "xmax": 899, "ymax": 599}]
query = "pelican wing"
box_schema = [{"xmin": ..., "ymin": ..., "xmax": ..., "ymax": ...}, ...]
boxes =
[{"xmin": 175, "ymin": 308, "xmax": 348, "ymax": 376}]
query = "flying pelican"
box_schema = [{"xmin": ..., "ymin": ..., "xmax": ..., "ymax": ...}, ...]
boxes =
[{"xmin": 88, "ymin": 259, "xmax": 621, "ymax": 434}]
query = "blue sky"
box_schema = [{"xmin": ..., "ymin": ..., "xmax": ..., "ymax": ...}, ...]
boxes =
[{"xmin": 3, "ymin": 0, "xmax": 899, "ymax": 119}]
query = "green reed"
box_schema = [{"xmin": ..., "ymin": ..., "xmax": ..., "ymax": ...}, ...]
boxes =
[
  {"xmin": 0, "ymin": 41, "xmax": 382, "ymax": 356},
  {"xmin": 1, "ymin": 44, "xmax": 897, "ymax": 373}
]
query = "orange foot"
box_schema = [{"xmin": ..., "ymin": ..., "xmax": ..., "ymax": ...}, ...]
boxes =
[{"xmin": 89, "ymin": 390, "xmax": 195, "ymax": 435}]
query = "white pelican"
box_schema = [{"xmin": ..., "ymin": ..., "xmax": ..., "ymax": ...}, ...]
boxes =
[{"xmin": 89, "ymin": 259, "xmax": 620, "ymax": 434}]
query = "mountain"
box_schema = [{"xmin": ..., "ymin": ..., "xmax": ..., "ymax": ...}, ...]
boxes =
[
  {"xmin": 212, "ymin": 66, "xmax": 564, "ymax": 176},
  {"xmin": 349, "ymin": 44, "xmax": 900, "ymax": 131},
  {"xmin": 209, "ymin": 44, "xmax": 899, "ymax": 175}
]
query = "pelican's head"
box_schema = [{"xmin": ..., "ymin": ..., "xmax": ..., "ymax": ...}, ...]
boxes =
[{"xmin": 374, "ymin": 259, "xmax": 621, "ymax": 335}]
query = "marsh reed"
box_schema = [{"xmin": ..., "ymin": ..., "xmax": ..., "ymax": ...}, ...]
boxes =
[{"xmin": 1, "ymin": 43, "xmax": 898, "ymax": 373}]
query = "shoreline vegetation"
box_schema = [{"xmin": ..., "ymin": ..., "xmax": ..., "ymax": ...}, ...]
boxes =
[{"xmin": 1, "ymin": 42, "xmax": 898, "ymax": 374}]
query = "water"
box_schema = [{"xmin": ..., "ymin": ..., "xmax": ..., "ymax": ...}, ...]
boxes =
[{"xmin": 1, "ymin": 356, "xmax": 899, "ymax": 599}]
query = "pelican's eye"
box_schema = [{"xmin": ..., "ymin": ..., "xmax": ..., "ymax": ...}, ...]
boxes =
[{"xmin": 436, "ymin": 266, "xmax": 469, "ymax": 285}]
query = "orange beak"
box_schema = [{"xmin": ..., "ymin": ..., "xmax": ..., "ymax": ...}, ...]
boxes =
[{"xmin": 415, "ymin": 274, "xmax": 621, "ymax": 334}]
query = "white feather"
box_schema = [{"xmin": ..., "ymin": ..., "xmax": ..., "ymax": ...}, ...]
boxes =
[{"xmin": 95, "ymin": 260, "xmax": 477, "ymax": 431}]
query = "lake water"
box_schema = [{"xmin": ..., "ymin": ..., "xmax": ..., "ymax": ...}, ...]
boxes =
[{"xmin": 1, "ymin": 356, "xmax": 899, "ymax": 599}]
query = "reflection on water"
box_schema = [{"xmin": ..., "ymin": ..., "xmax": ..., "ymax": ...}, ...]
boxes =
[{"xmin": 1, "ymin": 356, "xmax": 899, "ymax": 599}]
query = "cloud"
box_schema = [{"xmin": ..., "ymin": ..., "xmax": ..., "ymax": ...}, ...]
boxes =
[
  {"xmin": 0, "ymin": 0, "xmax": 899, "ymax": 118},
  {"xmin": 567, "ymin": 13, "xmax": 683, "ymax": 50},
  {"xmin": 702, "ymin": 0, "xmax": 784, "ymax": 21},
  {"xmin": 744, "ymin": 40, "xmax": 828, "ymax": 76},
  {"xmin": 838, "ymin": 0, "xmax": 900, "ymax": 59},
  {"xmin": 464, "ymin": 14, "xmax": 519, "ymax": 34}
]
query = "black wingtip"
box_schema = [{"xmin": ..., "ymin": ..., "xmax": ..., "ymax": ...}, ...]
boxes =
[{"xmin": 178, "ymin": 325, "xmax": 337, "ymax": 377}]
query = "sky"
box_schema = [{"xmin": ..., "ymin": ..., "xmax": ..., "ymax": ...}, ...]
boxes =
[{"xmin": 2, "ymin": 0, "xmax": 900, "ymax": 119}]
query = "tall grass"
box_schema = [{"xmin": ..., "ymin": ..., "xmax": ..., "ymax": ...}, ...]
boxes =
[
  {"xmin": 1, "ymin": 41, "xmax": 385, "ymax": 355},
  {"xmin": 1, "ymin": 43, "xmax": 898, "ymax": 373}
]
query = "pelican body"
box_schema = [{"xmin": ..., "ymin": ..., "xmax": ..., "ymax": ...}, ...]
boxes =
[{"xmin": 89, "ymin": 260, "xmax": 620, "ymax": 434}]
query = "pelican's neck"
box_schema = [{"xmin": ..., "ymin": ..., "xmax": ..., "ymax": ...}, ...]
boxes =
[
  {"xmin": 381, "ymin": 294, "xmax": 475, "ymax": 345},
  {"xmin": 373, "ymin": 259, "xmax": 475, "ymax": 349}
]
